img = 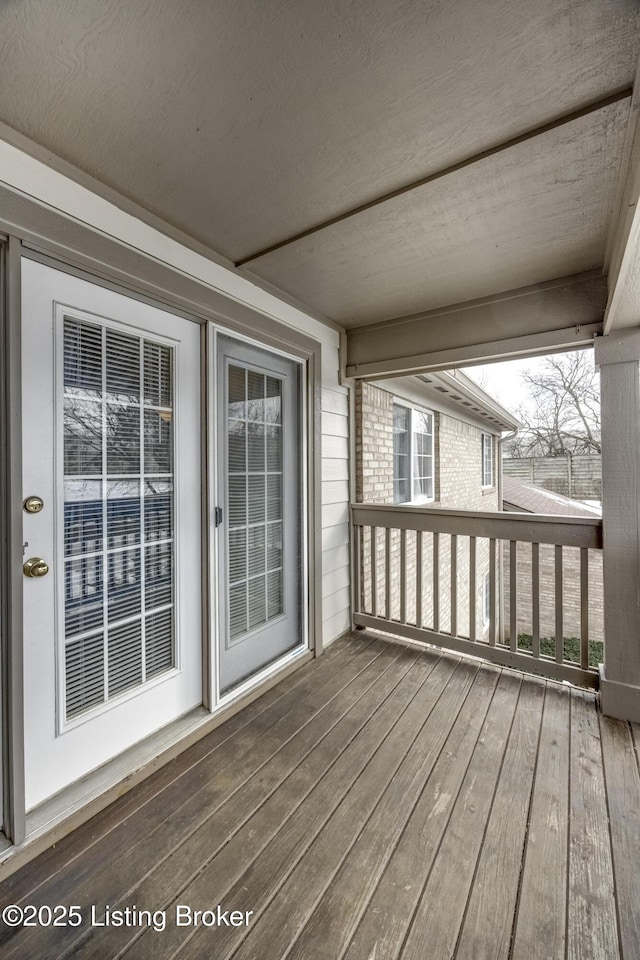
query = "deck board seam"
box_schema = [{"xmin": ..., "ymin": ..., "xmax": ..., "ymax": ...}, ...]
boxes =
[
  {"xmin": 392, "ymin": 665, "xmax": 506, "ymax": 960},
  {"xmin": 333, "ymin": 661, "xmax": 498, "ymax": 960},
  {"xmin": 451, "ymin": 671, "xmax": 524, "ymax": 959},
  {"xmin": 0, "ymin": 640, "xmax": 401, "ymax": 960},
  {"xmin": 119, "ymin": 648, "xmax": 449, "ymax": 960},
  {"xmin": 0, "ymin": 635, "xmax": 373, "ymax": 904},
  {"xmin": 77, "ymin": 647, "xmax": 428, "ymax": 960},
  {"xmin": 506, "ymin": 682, "xmax": 547, "ymax": 960},
  {"xmin": 253, "ymin": 657, "xmax": 476, "ymax": 960},
  {"xmin": 597, "ymin": 709, "xmax": 626, "ymax": 960},
  {"xmin": 107, "ymin": 647, "xmax": 429, "ymax": 960},
  {"xmin": 564, "ymin": 692, "xmax": 572, "ymax": 960},
  {"xmin": 200, "ymin": 655, "xmax": 468, "ymax": 960}
]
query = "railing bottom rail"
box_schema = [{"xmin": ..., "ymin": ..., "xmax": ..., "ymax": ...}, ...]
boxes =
[{"xmin": 354, "ymin": 613, "xmax": 599, "ymax": 689}]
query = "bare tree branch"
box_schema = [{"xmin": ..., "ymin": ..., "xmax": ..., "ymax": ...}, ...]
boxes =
[{"xmin": 503, "ymin": 351, "xmax": 600, "ymax": 458}]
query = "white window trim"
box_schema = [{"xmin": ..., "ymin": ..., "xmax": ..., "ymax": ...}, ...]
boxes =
[
  {"xmin": 481, "ymin": 432, "xmax": 494, "ymax": 488},
  {"xmin": 393, "ymin": 401, "xmax": 435, "ymax": 505}
]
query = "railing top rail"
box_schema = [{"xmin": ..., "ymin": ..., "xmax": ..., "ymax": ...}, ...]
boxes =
[{"xmin": 350, "ymin": 503, "xmax": 602, "ymax": 549}]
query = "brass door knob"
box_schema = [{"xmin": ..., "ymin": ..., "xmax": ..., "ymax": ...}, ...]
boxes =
[
  {"xmin": 23, "ymin": 557, "xmax": 49, "ymax": 578},
  {"xmin": 23, "ymin": 496, "xmax": 44, "ymax": 514}
]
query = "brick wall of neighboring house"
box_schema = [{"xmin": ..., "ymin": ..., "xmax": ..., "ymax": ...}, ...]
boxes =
[
  {"xmin": 355, "ymin": 382, "xmax": 499, "ymax": 641},
  {"xmin": 503, "ymin": 540, "xmax": 604, "ymax": 645}
]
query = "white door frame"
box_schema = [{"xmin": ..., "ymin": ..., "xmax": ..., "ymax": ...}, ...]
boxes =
[
  {"xmin": 0, "ymin": 218, "xmax": 323, "ymax": 851},
  {"xmin": 21, "ymin": 259, "xmax": 204, "ymax": 810},
  {"xmin": 208, "ymin": 324, "xmax": 309, "ymax": 709}
]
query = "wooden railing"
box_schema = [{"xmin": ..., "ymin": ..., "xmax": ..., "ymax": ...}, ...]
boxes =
[{"xmin": 351, "ymin": 503, "xmax": 603, "ymax": 687}]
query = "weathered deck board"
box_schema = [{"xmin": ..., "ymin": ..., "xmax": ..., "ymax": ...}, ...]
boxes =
[
  {"xmin": 0, "ymin": 632, "xmax": 636, "ymax": 960},
  {"xmin": 1, "ymin": 637, "xmax": 401, "ymax": 960},
  {"xmin": 68, "ymin": 643, "xmax": 430, "ymax": 959},
  {"xmin": 567, "ymin": 692, "xmax": 619, "ymax": 960},
  {"xmin": 337, "ymin": 664, "xmax": 503, "ymax": 960},
  {"xmin": 399, "ymin": 671, "xmax": 522, "ymax": 960},
  {"xmin": 599, "ymin": 712, "xmax": 640, "ymax": 960},
  {"xmin": 454, "ymin": 676, "xmax": 545, "ymax": 960},
  {"xmin": 177, "ymin": 655, "xmax": 469, "ymax": 960},
  {"xmin": 511, "ymin": 684, "xmax": 570, "ymax": 960},
  {"xmin": 0, "ymin": 632, "xmax": 367, "ymax": 905},
  {"xmin": 238, "ymin": 659, "xmax": 485, "ymax": 960}
]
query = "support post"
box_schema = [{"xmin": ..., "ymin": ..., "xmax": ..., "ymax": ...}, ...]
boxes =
[{"xmin": 595, "ymin": 330, "xmax": 640, "ymax": 721}]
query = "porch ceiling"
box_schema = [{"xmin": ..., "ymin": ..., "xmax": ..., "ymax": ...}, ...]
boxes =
[{"xmin": 0, "ymin": 0, "xmax": 638, "ymax": 333}]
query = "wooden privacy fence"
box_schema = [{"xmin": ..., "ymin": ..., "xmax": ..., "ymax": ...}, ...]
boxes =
[{"xmin": 351, "ymin": 503, "xmax": 603, "ymax": 688}]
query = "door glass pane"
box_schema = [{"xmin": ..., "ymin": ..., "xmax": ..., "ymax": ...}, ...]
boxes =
[
  {"xmin": 62, "ymin": 317, "xmax": 176, "ymax": 721},
  {"xmin": 227, "ymin": 363, "xmax": 284, "ymax": 641}
]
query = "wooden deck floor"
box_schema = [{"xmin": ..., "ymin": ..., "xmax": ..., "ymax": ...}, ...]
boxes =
[{"xmin": 1, "ymin": 633, "xmax": 639, "ymax": 960}]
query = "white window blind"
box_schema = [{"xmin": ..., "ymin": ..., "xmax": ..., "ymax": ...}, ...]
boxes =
[
  {"xmin": 63, "ymin": 317, "xmax": 176, "ymax": 720},
  {"xmin": 227, "ymin": 364, "xmax": 284, "ymax": 641}
]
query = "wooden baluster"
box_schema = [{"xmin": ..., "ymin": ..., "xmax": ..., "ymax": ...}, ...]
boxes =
[
  {"xmin": 580, "ymin": 547, "xmax": 589, "ymax": 669},
  {"xmin": 354, "ymin": 524, "xmax": 362, "ymax": 614},
  {"xmin": 509, "ymin": 540, "xmax": 517, "ymax": 651},
  {"xmin": 450, "ymin": 533, "xmax": 457, "ymax": 637},
  {"xmin": 416, "ymin": 530, "xmax": 423, "ymax": 628},
  {"xmin": 489, "ymin": 537, "xmax": 496, "ymax": 646},
  {"xmin": 532, "ymin": 542, "xmax": 540, "ymax": 659},
  {"xmin": 433, "ymin": 531, "xmax": 439, "ymax": 632},
  {"xmin": 469, "ymin": 535, "xmax": 476, "ymax": 641},
  {"xmin": 370, "ymin": 525, "xmax": 377, "ymax": 617},
  {"xmin": 400, "ymin": 529, "xmax": 407, "ymax": 623},
  {"xmin": 555, "ymin": 544, "xmax": 563, "ymax": 663},
  {"xmin": 385, "ymin": 527, "xmax": 391, "ymax": 620}
]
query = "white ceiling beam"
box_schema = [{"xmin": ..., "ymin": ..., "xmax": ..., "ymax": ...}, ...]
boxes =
[{"xmin": 345, "ymin": 272, "xmax": 606, "ymax": 380}]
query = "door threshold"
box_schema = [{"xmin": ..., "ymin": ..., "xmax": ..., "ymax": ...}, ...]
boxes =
[
  {"xmin": 0, "ymin": 646, "xmax": 312, "ymax": 881},
  {"xmin": 217, "ymin": 643, "xmax": 309, "ymax": 705}
]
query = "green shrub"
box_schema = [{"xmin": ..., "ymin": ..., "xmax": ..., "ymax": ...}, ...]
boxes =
[{"xmin": 515, "ymin": 633, "xmax": 602, "ymax": 668}]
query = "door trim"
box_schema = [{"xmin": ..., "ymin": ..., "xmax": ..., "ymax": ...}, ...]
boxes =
[{"xmin": 0, "ymin": 237, "xmax": 26, "ymax": 844}]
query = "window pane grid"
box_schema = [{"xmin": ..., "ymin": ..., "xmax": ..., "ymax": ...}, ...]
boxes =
[
  {"xmin": 63, "ymin": 318, "xmax": 176, "ymax": 720},
  {"xmin": 412, "ymin": 410, "xmax": 433, "ymax": 501},
  {"xmin": 482, "ymin": 434, "xmax": 494, "ymax": 486},
  {"xmin": 227, "ymin": 364, "xmax": 284, "ymax": 641},
  {"xmin": 393, "ymin": 405, "xmax": 411, "ymax": 503},
  {"xmin": 394, "ymin": 404, "xmax": 434, "ymax": 503}
]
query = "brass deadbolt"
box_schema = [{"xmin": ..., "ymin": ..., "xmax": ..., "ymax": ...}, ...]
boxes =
[
  {"xmin": 23, "ymin": 496, "xmax": 44, "ymax": 514},
  {"xmin": 23, "ymin": 557, "xmax": 49, "ymax": 578}
]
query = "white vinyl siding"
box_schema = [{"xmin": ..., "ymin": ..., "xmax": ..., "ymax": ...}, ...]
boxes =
[{"xmin": 321, "ymin": 384, "xmax": 351, "ymax": 645}]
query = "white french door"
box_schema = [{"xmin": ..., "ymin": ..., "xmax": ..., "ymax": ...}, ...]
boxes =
[
  {"xmin": 216, "ymin": 334, "xmax": 304, "ymax": 693},
  {"xmin": 21, "ymin": 260, "xmax": 202, "ymax": 810}
]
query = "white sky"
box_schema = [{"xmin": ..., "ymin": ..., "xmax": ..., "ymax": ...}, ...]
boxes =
[{"xmin": 464, "ymin": 356, "xmax": 554, "ymax": 417}]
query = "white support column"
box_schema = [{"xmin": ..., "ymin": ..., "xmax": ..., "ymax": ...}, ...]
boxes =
[{"xmin": 595, "ymin": 329, "xmax": 640, "ymax": 721}]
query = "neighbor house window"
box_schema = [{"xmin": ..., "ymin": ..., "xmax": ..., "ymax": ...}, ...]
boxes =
[
  {"xmin": 393, "ymin": 403, "xmax": 434, "ymax": 503},
  {"xmin": 481, "ymin": 433, "xmax": 494, "ymax": 487},
  {"xmin": 393, "ymin": 404, "xmax": 411, "ymax": 503}
]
